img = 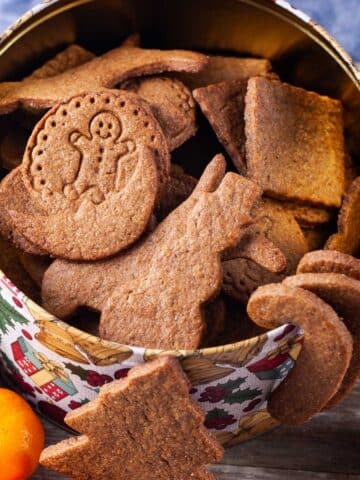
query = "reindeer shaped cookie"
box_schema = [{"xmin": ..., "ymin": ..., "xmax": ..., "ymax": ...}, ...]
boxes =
[{"xmin": 42, "ymin": 155, "xmax": 261, "ymax": 349}]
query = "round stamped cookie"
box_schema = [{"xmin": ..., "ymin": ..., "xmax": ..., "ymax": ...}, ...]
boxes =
[{"xmin": 19, "ymin": 90, "xmax": 170, "ymax": 260}]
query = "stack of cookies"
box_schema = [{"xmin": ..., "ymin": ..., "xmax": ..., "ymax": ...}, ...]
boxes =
[{"xmin": 0, "ymin": 35, "xmax": 359, "ymax": 430}]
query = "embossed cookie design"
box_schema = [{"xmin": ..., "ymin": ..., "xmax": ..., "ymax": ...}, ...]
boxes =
[
  {"xmin": 43, "ymin": 155, "xmax": 261, "ymax": 349},
  {"xmin": 122, "ymin": 76, "xmax": 197, "ymax": 151},
  {"xmin": 222, "ymin": 199, "xmax": 308, "ymax": 303},
  {"xmin": 7, "ymin": 90, "xmax": 170, "ymax": 260}
]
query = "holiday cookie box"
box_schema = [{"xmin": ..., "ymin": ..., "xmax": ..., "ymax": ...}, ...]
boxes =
[{"xmin": 0, "ymin": 0, "xmax": 359, "ymax": 447}]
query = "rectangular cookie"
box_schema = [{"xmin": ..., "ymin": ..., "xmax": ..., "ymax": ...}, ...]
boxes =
[{"xmin": 245, "ymin": 77, "xmax": 345, "ymax": 208}]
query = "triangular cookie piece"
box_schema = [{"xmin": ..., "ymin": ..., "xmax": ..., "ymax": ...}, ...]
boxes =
[{"xmin": 193, "ymin": 79, "xmax": 248, "ymax": 174}]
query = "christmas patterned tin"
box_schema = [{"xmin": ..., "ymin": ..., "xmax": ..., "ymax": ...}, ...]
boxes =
[
  {"xmin": 0, "ymin": 272, "xmax": 303, "ymax": 446},
  {"xmin": 0, "ymin": 0, "xmax": 359, "ymax": 448}
]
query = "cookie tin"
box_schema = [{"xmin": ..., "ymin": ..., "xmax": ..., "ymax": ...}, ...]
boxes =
[{"xmin": 0, "ymin": 0, "xmax": 358, "ymax": 447}]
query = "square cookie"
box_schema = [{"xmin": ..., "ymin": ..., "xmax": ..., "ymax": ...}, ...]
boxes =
[{"xmin": 245, "ymin": 77, "xmax": 345, "ymax": 208}]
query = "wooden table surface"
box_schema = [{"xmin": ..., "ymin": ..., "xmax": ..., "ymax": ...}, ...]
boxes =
[{"xmin": 31, "ymin": 383, "xmax": 360, "ymax": 479}]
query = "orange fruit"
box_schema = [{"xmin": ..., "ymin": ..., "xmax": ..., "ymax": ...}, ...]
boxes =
[{"xmin": 0, "ymin": 388, "xmax": 44, "ymax": 480}]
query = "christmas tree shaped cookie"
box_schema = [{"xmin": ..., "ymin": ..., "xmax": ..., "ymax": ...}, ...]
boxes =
[{"xmin": 40, "ymin": 356, "xmax": 223, "ymax": 479}]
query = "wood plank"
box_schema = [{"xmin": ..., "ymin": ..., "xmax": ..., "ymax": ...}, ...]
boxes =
[
  {"xmin": 211, "ymin": 464, "xmax": 359, "ymax": 479},
  {"xmin": 222, "ymin": 383, "xmax": 360, "ymax": 475},
  {"xmin": 31, "ymin": 383, "xmax": 360, "ymax": 478}
]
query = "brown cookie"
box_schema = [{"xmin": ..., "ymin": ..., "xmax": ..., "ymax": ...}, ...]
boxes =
[
  {"xmin": 40, "ymin": 356, "xmax": 223, "ymax": 479},
  {"xmin": 270, "ymin": 199, "xmax": 334, "ymax": 227},
  {"xmin": 26, "ymin": 44, "xmax": 95, "ymax": 80},
  {"xmin": 224, "ymin": 232, "xmax": 286, "ymax": 273},
  {"xmin": 19, "ymin": 253, "xmax": 52, "ymax": 288},
  {"xmin": 5, "ymin": 90, "xmax": 170, "ymax": 260},
  {"xmin": 178, "ymin": 55, "xmax": 272, "ymax": 90},
  {"xmin": 122, "ymin": 76, "xmax": 197, "ymax": 151},
  {"xmin": 0, "ymin": 168, "xmax": 46, "ymax": 255},
  {"xmin": 43, "ymin": 155, "xmax": 261, "ymax": 349},
  {"xmin": 202, "ymin": 296, "xmax": 226, "ymax": 347},
  {"xmin": 0, "ymin": 46, "xmax": 208, "ymax": 114},
  {"xmin": 297, "ymin": 250, "xmax": 360, "ymax": 280},
  {"xmin": 283, "ymin": 273, "xmax": 360, "ymax": 408},
  {"xmin": 245, "ymin": 77, "xmax": 345, "ymax": 208},
  {"xmin": 158, "ymin": 164, "xmax": 197, "ymax": 220},
  {"xmin": 222, "ymin": 198, "xmax": 308, "ymax": 303},
  {"xmin": 247, "ymin": 284, "xmax": 352, "ymax": 424},
  {"xmin": 193, "ymin": 79, "xmax": 247, "ymax": 174},
  {"xmin": 325, "ymin": 176, "xmax": 360, "ymax": 255},
  {"xmin": 0, "ymin": 236, "xmax": 40, "ymax": 301}
]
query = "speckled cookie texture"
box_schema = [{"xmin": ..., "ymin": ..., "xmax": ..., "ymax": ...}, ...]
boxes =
[
  {"xmin": 297, "ymin": 250, "xmax": 360, "ymax": 281},
  {"xmin": 222, "ymin": 198, "xmax": 308, "ymax": 303},
  {"xmin": 0, "ymin": 46, "xmax": 208, "ymax": 114},
  {"xmin": 223, "ymin": 230, "xmax": 286, "ymax": 274},
  {"xmin": 122, "ymin": 76, "xmax": 197, "ymax": 151},
  {"xmin": 2, "ymin": 90, "xmax": 170, "ymax": 260},
  {"xmin": 179, "ymin": 55, "xmax": 272, "ymax": 89},
  {"xmin": 40, "ymin": 356, "xmax": 223, "ymax": 480},
  {"xmin": 43, "ymin": 155, "xmax": 261, "ymax": 349},
  {"xmin": 283, "ymin": 272, "xmax": 360, "ymax": 409},
  {"xmin": 0, "ymin": 167, "xmax": 46, "ymax": 255},
  {"xmin": 245, "ymin": 77, "xmax": 345, "ymax": 208},
  {"xmin": 326, "ymin": 176, "xmax": 360, "ymax": 255},
  {"xmin": 158, "ymin": 164, "xmax": 197, "ymax": 220},
  {"xmin": 247, "ymin": 284, "xmax": 352, "ymax": 424},
  {"xmin": 271, "ymin": 199, "xmax": 334, "ymax": 227}
]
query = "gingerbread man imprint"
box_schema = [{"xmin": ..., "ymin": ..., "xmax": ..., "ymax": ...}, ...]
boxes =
[
  {"xmin": 15, "ymin": 91, "xmax": 169, "ymax": 260},
  {"xmin": 65, "ymin": 112, "xmax": 135, "ymax": 204}
]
